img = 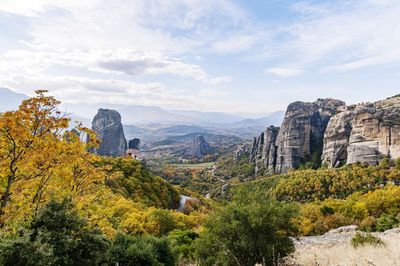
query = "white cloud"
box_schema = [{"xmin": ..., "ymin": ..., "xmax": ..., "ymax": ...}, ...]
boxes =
[
  {"xmin": 1, "ymin": 47, "xmax": 231, "ymax": 85},
  {"xmin": 212, "ymin": 32, "xmax": 263, "ymax": 54},
  {"xmin": 0, "ymin": 73, "xmax": 189, "ymax": 106},
  {"xmin": 264, "ymin": 67, "xmax": 304, "ymax": 78},
  {"xmin": 0, "ymin": 0, "xmax": 250, "ymax": 54},
  {"xmin": 198, "ymin": 88, "xmax": 229, "ymax": 97},
  {"xmin": 276, "ymin": 1, "xmax": 400, "ymax": 71}
]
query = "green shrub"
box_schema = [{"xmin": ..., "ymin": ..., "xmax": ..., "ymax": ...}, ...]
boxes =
[
  {"xmin": 376, "ymin": 213, "xmax": 399, "ymax": 232},
  {"xmin": 193, "ymin": 197, "xmax": 298, "ymax": 266},
  {"xmin": 167, "ymin": 229, "xmax": 199, "ymax": 262},
  {"xmin": 351, "ymin": 232, "xmax": 384, "ymax": 248},
  {"xmin": 106, "ymin": 234, "xmax": 177, "ymax": 266},
  {"xmin": 320, "ymin": 205, "xmax": 335, "ymax": 216},
  {"xmin": 0, "ymin": 199, "xmax": 109, "ymax": 266}
]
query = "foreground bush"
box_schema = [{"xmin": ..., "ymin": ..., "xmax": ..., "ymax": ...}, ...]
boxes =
[
  {"xmin": 194, "ymin": 196, "xmax": 298, "ymax": 266},
  {"xmin": 106, "ymin": 234, "xmax": 177, "ymax": 266},
  {"xmin": 351, "ymin": 232, "xmax": 384, "ymax": 248},
  {"xmin": 0, "ymin": 199, "xmax": 109, "ymax": 266}
]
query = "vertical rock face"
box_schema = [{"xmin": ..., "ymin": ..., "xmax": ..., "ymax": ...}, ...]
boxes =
[
  {"xmin": 250, "ymin": 126, "xmax": 279, "ymax": 175},
  {"xmin": 234, "ymin": 144, "xmax": 248, "ymax": 160},
  {"xmin": 250, "ymin": 99, "xmax": 345, "ymax": 175},
  {"xmin": 91, "ymin": 109, "xmax": 127, "ymax": 156},
  {"xmin": 183, "ymin": 135, "xmax": 213, "ymax": 159},
  {"xmin": 251, "ymin": 96, "xmax": 400, "ymax": 175},
  {"xmin": 322, "ymin": 96, "xmax": 400, "ymax": 166},
  {"xmin": 275, "ymin": 99, "xmax": 346, "ymax": 173},
  {"xmin": 322, "ymin": 110, "xmax": 354, "ymax": 167},
  {"xmin": 128, "ymin": 138, "xmax": 141, "ymax": 150}
]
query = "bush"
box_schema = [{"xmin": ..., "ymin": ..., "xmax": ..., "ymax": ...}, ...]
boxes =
[
  {"xmin": 167, "ymin": 229, "xmax": 199, "ymax": 262},
  {"xmin": 359, "ymin": 216, "xmax": 376, "ymax": 232},
  {"xmin": 0, "ymin": 199, "xmax": 109, "ymax": 266},
  {"xmin": 106, "ymin": 234, "xmax": 177, "ymax": 266},
  {"xmin": 351, "ymin": 232, "xmax": 384, "ymax": 248},
  {"xmin": 376, "ymin": 213, "xmax": 399, "ymax": 232},
  {"xmin": 193, "ymin": 197, "xmax": 298, "ymax": 266}
]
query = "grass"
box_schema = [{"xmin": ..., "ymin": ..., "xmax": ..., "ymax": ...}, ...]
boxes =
[
  {"xmin": 351, "ymin": 232, "xmax": 385, "ymax": 248},
  {"xmin": 170, "ymin": 162, "xmax": 215, "ymax": 170}
]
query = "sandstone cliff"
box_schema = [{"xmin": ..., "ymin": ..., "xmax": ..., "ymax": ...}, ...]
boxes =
[
  {"xmin": 275, "ymin": 99, "xmax": 346, "ymax": 173},
  {"xmin": 249, "ymin": 126, "xmax": 279, "ymax": 175},
  {"xmin": 323, "ymin": 96, "xmax": 400, "ymax": 166},
  {"xmin": 91, "ymin": 108, "xmax": 127, "ymax": 156},
  {"xmin": 251, "ymin": 99, "xmax": 345, "ymax": 175}
]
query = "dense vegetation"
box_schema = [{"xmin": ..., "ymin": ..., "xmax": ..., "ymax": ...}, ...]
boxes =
[
  {"xmin": 161, "ymin": 156, "xmax": 254, "ymax": 198},
  {"xmin": 0, "ymin": 91, "xmax": 209, "ymax": 265},
  {"xmin": 235, "ymin": 160, "xmax": 400, "ymax": 235},
  {"xmin": 98, "ymin": 157, "xmax": 181, "ymax": 209},
  {"xmin": 2, "ymin": 91, "xmax": 400, "ymax": 265}
]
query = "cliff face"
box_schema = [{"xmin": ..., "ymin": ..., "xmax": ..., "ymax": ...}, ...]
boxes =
[
  {"xmin": 249, "ymin": 126, "xmax": 279, "ymax": 175},
  {"xmin": 321, "ymin": 110, "xmax": 354, "ymax": 167},
  {"xmin": 323, "ymin": 97, "xmax": 400, "ymax": 166},
  {"xmin": 91, "ymin": 108, "xmax": 127, "ymax": 156},
  {"xmin": 275, "ymin": 99, "xmax": 346, "ymax": 173},
  {"xmin": 250, "ymin": 99, "xmax": 345, "ymax": 175}
]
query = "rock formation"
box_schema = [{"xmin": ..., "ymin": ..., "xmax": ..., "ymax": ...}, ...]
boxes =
[
  {"xmin": 91, "ymin": 108, "xmax": 127, "ymax": 156},
  {"xmin": 128, "ymin": 138, "xmax": 141, "ymax": 150},
  {"xmin": 322, "ymin": 110, "xmax": 354, "ymax": 167},
  {"xmin": 275, "ymin": 99, "xmax": 346, "ymax": 173},
  {"xmin": 250, "ymin": 96, "xmax": 400, "ymax": 175},
  {"xmin": 250, "ymin": 99, "xmax": 345, "ymax": 175},
  {"xmin": 249, "ymin": 126, "xmax": 279, "ymax": 175},
  {"xmin": 323, "ymin": 96, "xmax": 400, "ymax": 166},
  {"xmin": 234, "ymin": 144, "xmax": 249, "ymax": 160},
  {"xmin": 182, "ymin": 135, "xmax": 214, "ymax": 159}
]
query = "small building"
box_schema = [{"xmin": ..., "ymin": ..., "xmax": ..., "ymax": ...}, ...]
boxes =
[{"xmin": 126, "ymin": 149, "xmax": 143, "ymax": 160}]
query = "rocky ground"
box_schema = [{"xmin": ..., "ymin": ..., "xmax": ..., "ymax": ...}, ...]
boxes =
[{"xmin": 286, "ymin": 226, "xmax": 400, "ymax": 266}]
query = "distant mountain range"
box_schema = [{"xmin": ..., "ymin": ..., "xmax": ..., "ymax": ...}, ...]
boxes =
[
  {"xmin": 0, "ymin": 88, "xmax": 28, "ymax": 112},
  {"xmin": 0, "ymin": 88, "xmax": 284, "ymax": 139}
]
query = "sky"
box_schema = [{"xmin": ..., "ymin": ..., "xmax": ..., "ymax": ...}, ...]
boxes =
[{"xmin": 0, "ymin": 0, "xmax": 399, "ymax": 114}]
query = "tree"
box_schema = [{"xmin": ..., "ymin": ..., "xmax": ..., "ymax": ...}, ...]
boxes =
[
  {"xmin": 106, "ymin": 234, "xmax": 177, "ymax": 266},
  {"xmin": 167, "ymin": 229, "xmax": 199, "ymax": 262},
  {"xmin": 0, "ymin": 90, "xmax": 69, "ymax": 220},
  {"xmin": 0, "ymin": 90, "xmax": 107, "ymax": 228},
  {"xmin": 0, "ymin": 199, "xmax": 109, "ymax": 266},
  {"xmin": 194, "ymin": 196, "xmax": 298, "ymax": 266}
]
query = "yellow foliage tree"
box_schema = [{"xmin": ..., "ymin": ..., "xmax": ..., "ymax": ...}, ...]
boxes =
[{"xmin": 0, "ymin": 90, "xmax": 107, "ymax": 228}]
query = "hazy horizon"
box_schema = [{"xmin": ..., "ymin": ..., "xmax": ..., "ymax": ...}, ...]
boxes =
[{"xmin": 1, "ymin": 1, "xmax": 399, "ymax": 114}]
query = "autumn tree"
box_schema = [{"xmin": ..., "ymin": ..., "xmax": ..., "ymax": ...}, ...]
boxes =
[{"xmin": 0, "ymin": 90, "xmax": 105, "ymax": 227}]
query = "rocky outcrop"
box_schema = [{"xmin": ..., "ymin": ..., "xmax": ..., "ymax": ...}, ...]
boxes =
[
  {"xmin": 250, "ymin": 126, "xmax": 279, "ymax": 175},
  {"xmin": 251, "ymin": 96, "xmax": 400, "ymax": 175},
  {"xmin": 322, "ymin": 110, "xmax": 355, "ymax": 167},
  {"xmin": 323, "ymin": 96, "xmax": 400, "ymax": 166},
  {"xmin": 250, "ymin": 99, "xmax": 345, "ymax": 175},
  {"xmin": 182, "ymin": 135, "xmax": 214, "ymax": 159},
  {"xmin": 128, "ymin": 138, "xmax": 141, "ymax": 150},
  {"xmin": 234, "ymin": 144, "xmax": 248, "ymax": 160},
  {"xmin": 275, "ymin": 99, "xmax": 346, "ymax": 173},
  {"xmin": 91, "ymin": 108, "xmax": 127, "ymax": 156}
]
